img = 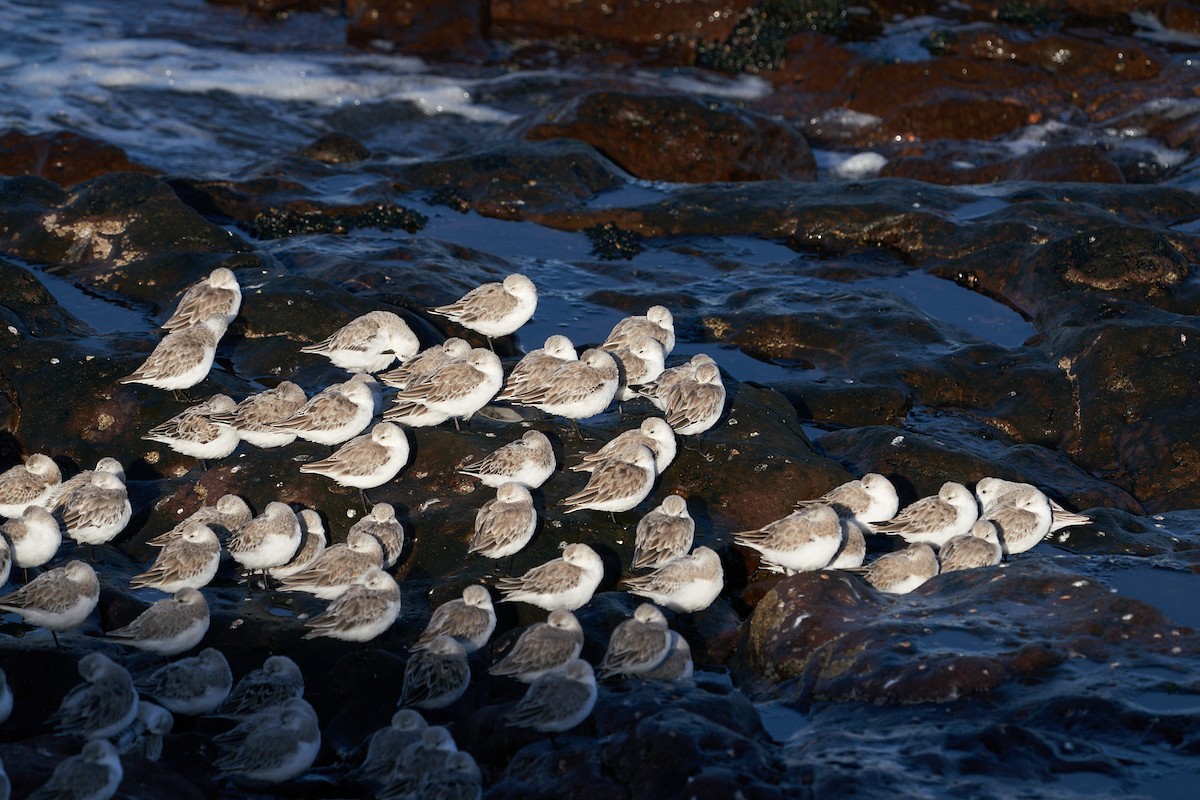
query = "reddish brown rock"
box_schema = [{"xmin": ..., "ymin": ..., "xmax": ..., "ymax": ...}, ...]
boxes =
[
  {"xmin": 345, "ymin": 0, "xmax": 490, "ymax": 59},
  {"xmin": 520, "ymin": 91, "xmax": 816, "ymax": 183},
  {"xmin": 882, "ymin": 143, "xmax": 1126, "ymax": 185},
  {"xmin": 0, "ymin": 130, "xmax": 154, "ymax": 187}
]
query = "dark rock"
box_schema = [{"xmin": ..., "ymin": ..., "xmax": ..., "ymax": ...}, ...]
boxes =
[
  {"xmin": 296, "ymin": 132, "xmax": 371, "ymax": 165},
  {"xmin": 520, "ymin": 91, "xmax": 817, "ymax": 183},
  {"xmin": 0, "ymin": 130, "xmax": 155, "ymax": 187},
  {"xmin": 882, "ymin": 143, "xmax": 1126, "ymax": 185},
  {"xmin": 345, "ymin": 0, "xmax": 490, "ymax": 60}
]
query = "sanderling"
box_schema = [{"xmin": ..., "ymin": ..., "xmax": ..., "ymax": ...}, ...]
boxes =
[
  {"xmin": 27, "ymin": 741, "xmax": 122, "ymax": 800},
  {"xmin": 497, "ymin": 334, "xmax": 578, "ymax": 398},
  {"xmin": 572, "ymin": 417, "xmax": 677, "ymax": 476},
  {"xmin": 624, "ymin": 546, "xmax": 723, "ymax": 613},
  {"xmin": 384, "ymin": 348, "xmax": 503, "ymax": 428},
  {"xmin": 633, "ymin": 494, "xmax": 695, "ymax": 570},
  {"xmin": 267, "ymin": 509, "xmax": 327, "ymax": 579},
  {"xmin": 641, "ymin": 630, "xmax": 694, "ymax": 681},
  {"xmin": 355, "ymin": 709, "xmax": 428, "ymax": 787},
  {"xmin": 399, "ymin": 635, "xmax": 470, "ymax": 710},
  {"xmin": 975, "ymin": 477, "xmax": 1086, "ymax": 534},
  {"xmin": 430, "ymin": 273, "xmax": 538, "ymax": 342},
  {"xmin": 0, "ymin": 538, "xmax": 10, "ymax": 587},
  {"xmin": 227, "ymin": 501, "xmax": 302, "ymax": 584},
  {"xmin": 209, "ymin": 381, "xmax": 308, "ymax": 449},
  {"xmin": 3, "ymin": 506, "xmax": 60, "ymax": 572},
  {"xmin": 268, "ymin": 373, "xmax": 377, "ymax": 446},
  {"xmin": 0, "ymin": 560, "xmax": 99, "ymax": 638},
  {"xmin": 397, "ymin": 748, "xmax": 481, "ymax": 800},
  {"xmin": 734, "ymin": 504, "xmax": 843, "ymax": 574},
  {"xmin": 119, "ymin": 314, "xmax": 228, "ymax": 391},
  {"xmin": 610, "ymin": 336, "xmax": 666, "ymax": 402},
  {"xmin": 112, "ymin": 701, "xmax": 173, "ymax": 761},
  {"xmin": 143, "ymin": 394, "xmax": 240, "ymax": 462},
  {"xmin": 135, "ymin": 647, "xmax": 232, "ymax": 716},
  {"xmin": 131, "ymin": 522, "xmax": 221, "ymax": 592},
  {"xmin": 304, "ymin": 566, "xmax": 402, "ymax": 642},
  {"xmin": 469, "ymin": 482, "xmax": 537, "ymax": 561},
  {"xmin": 219, "ymin": 655, "xmax": 304, "ymax": 720},
  {"xmin": 873, "ymin": 481, "xmax": 979, "ymax": 548},
  {"xmin": 301, "ymin": 310, "xmax": 419, "ymax": 374},
  {"xmin": 489, "ymin": 609, "xmax": 584, "ymax": 684},
  {"xmin": 277, "ymin": 529, "xmax": 384, "ymax": 599},
  {"xmin": 796, "ymin": 472, "xmax": 900, "ymax": 531},
  {"xmin": 413, "ymin": 585, "xmax": 496, "ymax": 654},
  {"xmin": 380, "ymin": 726, "xmax": 458, "ymax": 798},
  {"xmin": 0, "ymin": 453, "xmax": 61, "ymax": 517},
  {"xmin": 378, "ymin": 338, "xmax": 472, "ymax": 390},
  {"xmin": 458, "ymin": 429, "xmax": 556, "ymax": 489},
  {"xmin": 826, "ymin": 518, "xmax": 868, "ymax": 570},
  {"xmin": 506, "ymin": 658, "xmax": 597, "ymax": 734},
  {"xmin": 106, "ymin": 587, "xmax": 209, "ymax": 656},
  {"xmin": 662, "ymin": 361, "xmax": 726, "ymax": 435},
  {"xmin": 505, "ymin": 348, "xmax": 620, "ymax": 425},
  {"xmin": 50, "ymin": 653, "xmax": 138, "ymax": 740},
  {"xmin": 854, "ymin": 542, "xmax": 939, "ymax": 594},
  {"xmin": 983, "ymin": 485, "xmax": 1053, "ymax": 555},
  {"xmin": 214, "ymin": 697, "xmax": 320, "ymax": 784},
  {"xmin": 599, "ymin": 603, "xmax": 672, "ymax": 679},
  {"xmin": 148, "ymin": 493, "xmax": 252, "ymax": 546},
  {"xmin": 939, "ymin": 519, "xmax": 1003, "ymax": 572},
  {"xmin": 349, "ymin": 502, "xmax": 405, "ymax": 568},
  {"xmin": 562, "ymin": 443, "xmax": 657, "ymax": 514},
  {"xmin": 51, "ymin": 457, "xmax": 125, "ymax": 507},
  {"xmin": 162, "ymin": 267, "xmax": 242, "ymax": 331},
  {"xmin": 636, "ymin": 354, "xmax": 712, "ymax": 406},
  {"xmin": 299, "ymin": 422, "xmax": 410, "ymax": 496},
  {"xmin": 497, "ymin": 543, "xmax": 604, "ymax": 611},
  {"xmin": 0, "ymin": 666, "xmax": 11, "ymax": 725},
  {"xmin": 601, "ymin": 305, "xmax": 676, "ymax": 356},
  {"xmin": 56, "ymin": 471, "xmax": 131, "ymax": 546}
]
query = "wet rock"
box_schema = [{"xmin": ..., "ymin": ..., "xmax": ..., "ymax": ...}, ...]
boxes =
[
  {"xmin": 0, "ymin": 129, "xmax": 155, "ymax": 187},
  {"xmin": 296, "ymin": 132, "xmax": 371, "ymax": 165},
  {"xmin": 882, "ymin": 143, "xmax": 1126, "ymax": 185},
  {"xmin": 519, "ymin": 91, "xmax": 817, "ymax": 183},
  {"xmin": 345, "ymin": 0, "xmax": 490, "ymax": 60},
  {"xmin": 734, "ymin": 558, "xmax": 1195, "ymax": 707}
]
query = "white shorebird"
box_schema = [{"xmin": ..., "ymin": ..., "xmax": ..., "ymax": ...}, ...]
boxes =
[
  {"xmin": 380, "ymin": 726, "xmax": 459, "ymax": 798},
  {"xmin": 827, "ymin": 518, "xmax": 868, "ymax": 570},
  {"xmin": 497, "ymin": 334, "xmax": 578, "ymax": 398},
  {"xmin": 268, "ymin": 373, "xmax": 377, "ymax": 446},
  {"xmin": 562, "ymin": 443, "xmax": 657, "ymax": 514},
  {"xmin": 610, "ymin": 336, "xmax": 667, "ymax": 402},
  {"xmin": 301, "ymin": 310, "xmax": 419, "ymax": 374},
  {"xmin": 218, "ymin": 655, "xmax": 304, "ymax": 720},
  {"xmin": 733, "ymin": 504, "xmax": 844, "ymax": 574},
  {"xmin": 214, "ymin": 697, "xmax": 320, "ymax": 784},
  {"xmin": 148, "ymin": 493, "xmax": 252, "ymax": 546},
  {"xmin": 56, "ymin": 471, "xmax": 131, "ymax": 547},
  {"xmin": 51, "ymin": 457, "xmax": 124, "ymax": 507},
  {"xmin": 399, "ymin": 636, "xmax": 470, "ymax": 710},
  {"xmin": 267, "ymin": 509, "xmax": 328, "ymax": 580},
  {"xmin": 505, "ymin": 349, "xmax": 620, "ymax": 430},
  {"xmin": 497, "ymin": 543, "xmax": 604, "ymax": 612},
  {"xmin": 506, "ymin": 658, "xmax": 597, "ymax": 734},
  {"xmin": 624, "ymin": 546, "xmax": 724, "ymax": 613},
  {"xmin": 598, "ymin": 603, "xmax": 672, "ymax": 679},
  {"xmin": 795, "ymin": 473, "xmax": 900, "ymax": 532},
  {"xmin": 299, "ymin": 422, "xmax": 410, "ymax": 505},
  {"xmin": 209, "ymin": 381, "xmax": 308, "ymax": 449},
  {"xmin": 601, "ymin": 305, "xmax": 676, "ymax": 356},
  {"xmin": 641, "ymin": 630, "xmax": 694, "ymax": 681},
  {"xmin": 469, "ymin": 482, "xmax": 537, "ymax": 562},
  {"xmin": 50, "ymin": 653, "xmax": 139, "ymax": 740},
  {"xmin": 873, "ymin": 482, "xmax": 979, "ymax": 548},
  {"xmin": 458, "ymin": 429, "xmax": 556, "ymax": 489},
  {"xmin": 27, "ymin": 741, "xmax": 123, "ymax": 800},
  {"xmin": 0, "ymin": 560, "xmax": 99, "ymax": 644},
  {"xmin": 0, "ymin": 453, "xmax": 61, "ymax": 517},
  {"xmin": 396, "ymin": 748, "xmax": 481, "ymax": 800},
  {"xmin": 304, "ymin": 566, "xmax": 402, "ymax": 643},
  {"xmin": 975, "ymin": 477, "xmax": 1091, "ymax": 533},
  {"xmin": 982, "ymin": 485, "xmax": 1054, "ymax": 555},
  {"xmin": 106, "ymin": 587, "xmax": 209, "ymax": 656},
  {"xmin": 277, "ymin": 529, "xmax": 384, "ymax": 599},
  {"xmin": 112, "ymin": 701, "xmax": 174, "ymax": 761},
  {"xmin": 853, "ymin": 542, "xmax": 939, "ymax": 594},
  {"xmin": 162, "ymin": 267, "xmax": 242, "ymax": 330},
  {"xmin": 430, "ymin": 273, "xmax": 538, "ymax": 344},
  {"xmin": 572, "ymin": 417, "xmax": 677, "ymax": 476},
  {"xmin": 355, "ymin": 709, "xmax": 429, "ymax": 788},
  {"xmin": 349, "ymin": 502, "xmax": 405, "ymax": 568},
  {"xmin": 384, "ymin": 348, "xmax": 503, "ymax": 429},
  {"xmin": 661, "ymin": 361, "xmax": 726, "ymax": 436},
  {"xmin": 378, "ymin": 338, "xmax": 472, "ymax": 390},
  {"xmin": 143, "ymin": 394, "xmax": 240, "ymax": 463},
  {"xmin": 489, "ymin": 609, "xmax": 584, "ymax": 684},
  {"xmin": 2, "ymin": 505, "xmax": 61, "ymax": 573},
  {"xmin": 939, "ymin": 519, "xmax": 1004, "ymax": 573},
  {"xmin": 227, "ymin": 501, "xmax": 301, "ymax": 588},
  {"xmin": 412, "ymin": 585, "xmax": 496, "ymax": 654},
  {"xmin": 632, "ymin": 495, "xmax": 695, "ymax": 570},
  {"xmin": 135, "ymin": 647, "xmax": 232, "ymax": 716},
  {"xmin": 119, "ymin": 314, "xmax": 228, "ymax": 392}
]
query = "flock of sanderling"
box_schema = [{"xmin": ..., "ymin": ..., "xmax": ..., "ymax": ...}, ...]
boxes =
[{"xmin": 0, "ymin": 267, "xmax": 1091, "ymax": 798}]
